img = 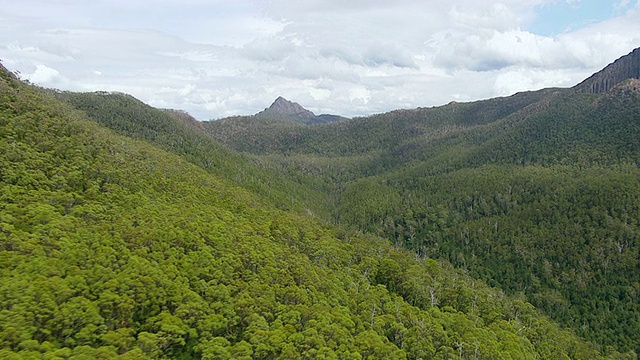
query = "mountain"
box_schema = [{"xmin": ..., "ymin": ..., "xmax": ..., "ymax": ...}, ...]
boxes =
[
  {"xmin": 255, "ymin": 96, "xmax": 348, "ymax": 125},
  {"xmin": 1, "ymin": 62, "xmax": 621, "ymax": 359},
  {"xmin": 197, "ymin": 47, "xmax": 640, "ymax": 353},
  {"xmin": 574, "ymin": 47, "xmax": 640, "ymax": 93},
  {"xmin": 256, "ymin": 96, "xmax": 316, "ymax": 122},
  {"xmin": 198, "ymin": 97, "xmax": 349, "ymax": 153}
]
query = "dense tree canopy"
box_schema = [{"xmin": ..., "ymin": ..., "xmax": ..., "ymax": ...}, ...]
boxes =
[
  {"xmin": 196, "ymin": 76, "xmax": 640, "ymax": 354},
  {"xmin": 2, "ymin": 64, "xmax": 627, "ymax": 358}
]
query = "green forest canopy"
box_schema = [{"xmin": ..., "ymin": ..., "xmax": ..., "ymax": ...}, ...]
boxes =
[{"xmin": 1, "ymin": 62, "xmax": 634, "ymax": 358}]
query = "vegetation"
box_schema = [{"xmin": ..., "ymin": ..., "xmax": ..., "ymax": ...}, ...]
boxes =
[
  {"xmin": 3, "ymin": 50, "xmax": 640, "ymax": 358},
  {"xmin": 2, "ymin": 64, "xmax": 625, "ymax": 359},
  {"xmin": 203, "ymin": 77, "xmax": 640, "ymax": 354},
  {"xmin": 52, "ymin": 90, "xmax": 332, "ymax": 220},
  {"xmin": 326, "ymin": 86, "xmax": 640, "ymax": 353}
]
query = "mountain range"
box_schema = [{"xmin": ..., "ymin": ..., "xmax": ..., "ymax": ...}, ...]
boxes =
[{"xmin": 1, "ymin": 47, "xmax": 639, "ymax": 359}]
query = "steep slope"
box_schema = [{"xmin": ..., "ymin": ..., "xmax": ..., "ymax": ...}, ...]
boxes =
[
  {"xmin": 0, "ymin": 65, "xmax": 618, "ymax": 359},
  {"xmin": 202, "ymin": 48, "xmax": 640, "ymax": 353},
  {"xmin": 162, "ymin": 108, "xmax": 206, "ymax": 133}
]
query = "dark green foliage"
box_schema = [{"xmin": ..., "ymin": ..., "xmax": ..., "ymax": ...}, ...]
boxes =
[
  {"xmin": 341, "ymin": 165, "xmax": 640, "ymax": 352},
  {"xmin": 320, "ymin": 87, "xmax": 640, "ymax": 352},
  {"xmin": 201, "ymin": 115, "xmax": 310, "ymax": 154}
]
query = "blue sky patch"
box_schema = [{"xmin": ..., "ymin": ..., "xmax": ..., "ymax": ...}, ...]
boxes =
[{"xmin": 529, "ymin": 0, "xmax": 636, "ymax": 35}]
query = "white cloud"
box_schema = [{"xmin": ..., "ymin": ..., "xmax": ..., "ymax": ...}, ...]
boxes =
[
  {"xmin": 0, "ymin": 0, "xmax": 639, "ymax": 119},
  {"xmin": 449, "ymin": 3, "xmax": 521, "ymax": 31},
  {"xmin": 27, "ymin": 64, "xmax": 62, "ymax": 83},
  {"xmin": 432, "ymin": 29, "xmax": 591, "ymax": 72},
  {"xmin": 493, "ymin": 68, "xmax": 573, "ymax": 95}
]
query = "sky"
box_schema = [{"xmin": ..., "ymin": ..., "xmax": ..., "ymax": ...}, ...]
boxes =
[{"xmin": 1, "ymin": 0, "xmax": 639, "ymax": 120}]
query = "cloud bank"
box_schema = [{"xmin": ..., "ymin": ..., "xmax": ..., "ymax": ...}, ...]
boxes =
[{"xmin": 1, "ymin": 0, "xmax": 639, "ymax": 119}]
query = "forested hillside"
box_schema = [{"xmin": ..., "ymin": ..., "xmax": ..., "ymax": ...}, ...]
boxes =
[
  {"xmin": 326, "ymin": 80, "xmax": 640, "ymax": 353},
  {"xmin": 2, "ymin": 63, "xmax": 626, "ymax": 358},
  {"xmin": 51, "ymin": 91, "xmax": 331, "ymax": 219},
  {"xmin": 200, "ymin": 49, "xmax": 640, "ymax": 354}
]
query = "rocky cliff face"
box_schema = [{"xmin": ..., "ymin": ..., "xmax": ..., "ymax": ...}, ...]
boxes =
[{"xmin": 573, "ymin": 47, "xmax": 640, "ymax": 94}]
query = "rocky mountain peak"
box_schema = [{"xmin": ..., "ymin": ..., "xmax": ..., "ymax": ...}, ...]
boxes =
[
  {"xmin": 252, "ymin": 97, "xmax": 348, "ymax": 125},
  {"xmin": 257, "ymin": 96, "xmax": 316, "ymax": 120}
]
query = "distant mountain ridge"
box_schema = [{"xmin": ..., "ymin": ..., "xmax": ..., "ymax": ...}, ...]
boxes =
[
  {"xmin": 199, "ymin": 96, "xmax": 349, "ymax": 152},
  {"xmin": 255, "ymin": 96, "xmax": 348, "ymax": 125}
]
